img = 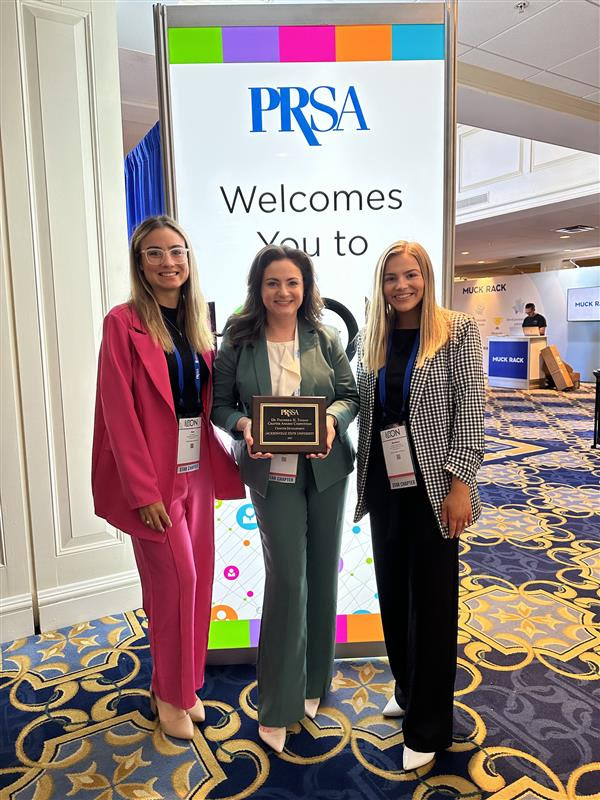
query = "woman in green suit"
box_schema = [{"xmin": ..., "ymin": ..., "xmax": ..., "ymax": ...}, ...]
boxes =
[{"xmin": 212, "ymin": 245, "xmax": 358, "ymax": 753}]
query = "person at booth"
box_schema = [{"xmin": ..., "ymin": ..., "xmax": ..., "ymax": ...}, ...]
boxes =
[
  {"xmin": 354, "ymin": 240, "xmax": 485, "ymax": 772},
  {"xmin": 212, "ymin": 244, "xmax": 358, "ymax": 754},
  {"xmin": 92, "ymin": 215, "xmax": 244, "ymax": 740},
  {"xmin": 522, "ymin": 302, "xmax": 547, "ymax": 334}
]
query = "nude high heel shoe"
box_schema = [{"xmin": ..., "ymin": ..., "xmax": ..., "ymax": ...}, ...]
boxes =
[
  {"xmin": 187, "ymin": 697, "xmax": 205, "ymax": 723},
  {"xmin": 150, "ymin": 692, "xmax": 194, "ymax": 740},
  {"xmin": 258, "ymin": 725, "xmax": 286, "ymax": 753}
]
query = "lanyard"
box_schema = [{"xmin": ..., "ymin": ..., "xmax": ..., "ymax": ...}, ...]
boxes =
[
  {"xmin": 378, "ymin": 331, "xmax": 420, "ymax": 420},
  {"xmin": 164, "ymin": 313, "xmax": 202, "ymax": 410}
]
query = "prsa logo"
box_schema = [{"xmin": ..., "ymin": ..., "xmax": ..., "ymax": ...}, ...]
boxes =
[{"xmin": 249, "ymin": 85, "xmax": 369, "ymax": 147}]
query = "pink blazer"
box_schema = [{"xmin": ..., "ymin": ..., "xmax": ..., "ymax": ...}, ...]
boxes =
[{"xmin": 92, "ymin": 303, "xmax": 245, "ymax": 542}]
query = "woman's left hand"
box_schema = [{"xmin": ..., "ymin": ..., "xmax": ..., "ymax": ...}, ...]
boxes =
[
  {"xmin": 307, "ymin": 414, "xmax": 337, "ymax": 459},
  {"xmin": 440, "ymin": 477, "xmax": 472, "ymax": 538}
]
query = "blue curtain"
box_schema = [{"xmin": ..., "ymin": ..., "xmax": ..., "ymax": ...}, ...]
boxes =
[{"xmin": 124, "ymin": 122, "xmax": 165, "ymax": 239}]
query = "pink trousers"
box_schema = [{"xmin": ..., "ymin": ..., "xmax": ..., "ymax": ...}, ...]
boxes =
[{"xmin": 132, "ymin": 469, "xmax": 214, "ymax": 709}]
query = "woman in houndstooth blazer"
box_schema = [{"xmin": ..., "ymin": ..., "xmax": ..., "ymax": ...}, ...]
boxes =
[{"xmin": 355, "ymin": 241, "xmax": 485, "ymax": 772}]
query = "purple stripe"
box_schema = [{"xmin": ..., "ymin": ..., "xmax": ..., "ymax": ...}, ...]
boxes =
[
  {"xmin": 249, "ymin": 618, "xmax": 261, "ymax": 647},
  {"xmin": 222, "ymin": 26, "xmax": 279, "ymax": 63}
]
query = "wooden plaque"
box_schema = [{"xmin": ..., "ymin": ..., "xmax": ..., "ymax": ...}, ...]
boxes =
[{"xmin": 251, "ymin": 396, "xmax": 327, "ymax": 454}]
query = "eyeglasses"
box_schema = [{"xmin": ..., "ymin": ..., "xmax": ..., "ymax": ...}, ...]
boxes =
[{"xmin": 140, "ymin": 246, "xmax": 189, "ymax": 265}]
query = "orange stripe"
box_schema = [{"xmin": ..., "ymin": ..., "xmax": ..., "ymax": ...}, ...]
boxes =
[{"xmin": 335, "ymin": 25, "xmax": 392, "ymax": 62}]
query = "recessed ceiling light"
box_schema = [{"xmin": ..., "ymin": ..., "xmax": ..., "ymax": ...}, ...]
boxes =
[
  {"xmin": 461, "ymin": 251, "xmax": 470, "ymax": 255},
  {"xmin": 559, "ymin": 235, "xmax": 570, "ymax": 239},
  {"xmin": 477, "ymin": 260, "xmax": 485, "ymax": 264},
  {"xmin": 555, "ymin": 225, "xmax": 595, "ymax": 234}
]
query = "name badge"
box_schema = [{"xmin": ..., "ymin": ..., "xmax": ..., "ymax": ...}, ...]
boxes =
[
  {"xmin": 380, "ymin": 424, "xmax": 417, "ymax": 490},
  {"xmin": 269, "ymin": 453, "xmax": 299, "ymax": 484},
  {"xmin": 177, "ymin": 417, "xmax": 201, "ymax": 474}
]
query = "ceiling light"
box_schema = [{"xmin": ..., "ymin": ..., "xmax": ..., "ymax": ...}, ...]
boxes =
[
  {"xmin": 555, "ymin": 225, "xmax": 595, "ymax": 234},
  {"xmin": 461, "ymin": 251, "xmax": 470, "ymax": 255},
  {"xmin": 559, "ymin": 235, "xmax": 570, "ymax": 239},
  {"xmin": 477, "ymin": 260, "xmax": 485, "ymax": 264}
]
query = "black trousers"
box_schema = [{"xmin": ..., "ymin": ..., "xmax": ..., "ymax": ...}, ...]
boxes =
[{"xmin": 367, "ymin": 444, "xmax": 459, "ymax": 752}]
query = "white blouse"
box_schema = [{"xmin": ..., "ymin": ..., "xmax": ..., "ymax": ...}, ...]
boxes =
[{"xmin": 266, "ymin": 330, "xmax": 301, "ymax": 396}]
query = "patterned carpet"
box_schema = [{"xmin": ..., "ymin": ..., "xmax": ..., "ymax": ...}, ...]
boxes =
[{"xmin": 1, "ymin": 387, "xmax": 599, "ymax": 799}]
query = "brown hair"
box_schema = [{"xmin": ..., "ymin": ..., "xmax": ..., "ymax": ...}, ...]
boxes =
[{"xmin": 225, "ymin": 244, "xmax": 323, "ymax": 346}]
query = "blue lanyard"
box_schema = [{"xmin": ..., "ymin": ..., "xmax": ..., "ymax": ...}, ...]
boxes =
[
  {"xmin": 172, "ymin": 343, "xmax": 202, "ymax": 410},
  {"xmin": 378, "ymin": 331, "xmax": 420, "ymax": 420}
]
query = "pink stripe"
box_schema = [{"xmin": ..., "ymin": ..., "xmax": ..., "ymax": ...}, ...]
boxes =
[
  {"xmin": 336, "ymin": 614, "xmax": 348, "ymax": 643},
  {"xmin": 280, "ymin": 26, "xmax": 335, "ymax": 62}
]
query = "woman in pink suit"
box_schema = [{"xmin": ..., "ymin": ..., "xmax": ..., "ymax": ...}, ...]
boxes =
[{"xmin": 92, "ymin": 215, "xmax": 244, "ymax": 739}]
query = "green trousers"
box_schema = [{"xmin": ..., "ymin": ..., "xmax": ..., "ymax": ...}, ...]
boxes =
[{"xmin": 250, "ymin": 458, "xmax": 349, "ymax": 727}]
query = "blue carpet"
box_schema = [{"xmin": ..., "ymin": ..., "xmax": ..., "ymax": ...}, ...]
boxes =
[{"xmin": 1, "ymin": 387, "xmax": 599, "ymax": 798}]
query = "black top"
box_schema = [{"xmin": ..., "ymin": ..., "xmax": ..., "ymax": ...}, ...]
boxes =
[
  {"xmin": 523, "ymin": 313, "xmax": 546, "ymax": 328},
  {"xmin": 367, "ymin": 329, "xmax": 425, "ymax": 503},
  {"xmin": 377, "ymin": 329, "xmax": 419, "ymax": 427},
  {"xmin": 160, "ymin": 306, "xmax": 208, "ymax": 418}
]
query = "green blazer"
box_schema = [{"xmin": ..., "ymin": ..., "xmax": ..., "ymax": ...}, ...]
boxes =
[{"xmin": 211, "ymin": 318, "xmax": 359, "ymax": 497}]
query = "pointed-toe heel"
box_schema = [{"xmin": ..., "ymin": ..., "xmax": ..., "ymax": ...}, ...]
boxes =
[
  {"xmin": 304, "ymin": 698, "xmax": 320, "ymax": 719},
  {"xmin": 151, "ymin": 691, "xmax": 194, "ymax": 740},
  {"xmin": 188, "ymin": 697, "xmax": 205, "ymax": 723},
  {"xmin": 160, "ymin": 713, "xmax": 195, "ymax": 740},
  {"xmin": 258, "ymin": 725, "xmax": 286, "ymax": 753},
  {"xmin": 403, "ymin": 745, "xmax": 434, "ymax": 771},
  {"xmin": 382, "ymin": 696, "xmax": 405, "ymax": 717}
]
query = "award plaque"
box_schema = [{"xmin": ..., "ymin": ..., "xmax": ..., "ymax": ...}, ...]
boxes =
[{"xmin": 251, "ymin": 396, "xmax": 327, "ymax": 454}]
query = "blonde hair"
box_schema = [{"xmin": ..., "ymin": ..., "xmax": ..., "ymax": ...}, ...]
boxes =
[
  {"xmin": 362, "ymin": 241, "xmax": 450, "ymax": 372},
  {"xmin": 129, "ymin": 215, "xmax": 214, "ymax": 354}
]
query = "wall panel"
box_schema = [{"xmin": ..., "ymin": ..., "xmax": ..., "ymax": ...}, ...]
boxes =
[{"xmin": 1, "ymin": 0, "xmax": 139, "ymax": 636}]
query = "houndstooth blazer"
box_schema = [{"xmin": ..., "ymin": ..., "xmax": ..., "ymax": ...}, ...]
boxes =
[{"xmin": 354, "ymin": 311, "xmax": 485, "ymax": 537}]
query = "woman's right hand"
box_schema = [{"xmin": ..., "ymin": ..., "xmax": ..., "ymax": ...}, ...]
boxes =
[
  {"xmin": 138, "ymin": 501, "xmax": 172, "ymax": 533},
  {"xmin": 237, "ymin": 416, "xmax": 272, "ymax": 460}
]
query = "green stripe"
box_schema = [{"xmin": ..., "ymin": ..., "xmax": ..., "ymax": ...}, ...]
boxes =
[
  {"xmin": 168, "ymin": 27, "xmax": 223, "ymax": 64},
  {"xmin": 208, "ymin": 619, "xmax": 250, "ymax": 649}
]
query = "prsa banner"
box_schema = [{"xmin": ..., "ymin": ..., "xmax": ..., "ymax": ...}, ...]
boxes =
[
  {"xmin": 158, "ymin": 6, "xmax": 449, "ymax": 649},
  {"xmin": 166, "ymin": 15, "xmax": 446, "ymax": 331}
]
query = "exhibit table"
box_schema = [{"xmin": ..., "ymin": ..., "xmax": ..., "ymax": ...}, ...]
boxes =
[{"xmin": 487, "ymin": 335, "xmax": 547, "ymax": 389}]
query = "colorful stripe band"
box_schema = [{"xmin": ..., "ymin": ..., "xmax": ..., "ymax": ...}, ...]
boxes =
[
  {"xmin": 208, "ymin": 613, "xmax": 384, "ymax": 650},
  {"xmin": 168, "ymin": 24, "xmax": 445, "ymax": 64}
]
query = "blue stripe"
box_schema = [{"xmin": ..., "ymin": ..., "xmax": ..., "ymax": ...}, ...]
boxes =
[{"xmin": 392, "ymin": 24, "xmax": 445, "ymax": 60}]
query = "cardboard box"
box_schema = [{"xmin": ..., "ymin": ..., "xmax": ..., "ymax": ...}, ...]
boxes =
[
  {"xmin": 541, "ymin": 345, "xmax": 574, "ymax": 391},
  {"xmin": 550, "ymin": 368, "xmax": 574, "ymax": 391}
]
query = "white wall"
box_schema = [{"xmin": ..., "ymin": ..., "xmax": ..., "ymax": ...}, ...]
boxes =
[
  {"xmin": 453, "ymin": 267, "xmax": 600, "ymax": 381},
  {"xmin": 456, "ymin": 125, "xmax": 600, "ymax": 223},
  {"xmin": 1, "ymin": 0, "xmax": 138, "ymax": 640}
]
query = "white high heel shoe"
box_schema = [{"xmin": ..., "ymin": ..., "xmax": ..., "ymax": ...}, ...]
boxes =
[
  {"xmin": 403, "ymin": 745, "xmax": 434, "ymax": 771},
  {"xmin": 258, "ymin": 725, "xmax": 286, "ymax": 753},
  {"xmin": 304, "ymin": 698, "xmax": 320, "ymax": 719},
  {"xmin": 382, "ymin": 695, "xmax": 405, "ymax": 717}
]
